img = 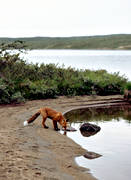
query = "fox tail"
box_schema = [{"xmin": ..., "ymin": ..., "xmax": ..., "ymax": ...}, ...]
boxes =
[{"xmin": 23, "ymin": 111, "xmax": 40, "ymax": 126}]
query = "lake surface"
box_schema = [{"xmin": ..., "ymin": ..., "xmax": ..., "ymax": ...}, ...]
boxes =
[
  {"xmin": 64, "ymin": 105, "xmax": 131, "ymax": 180},
  {"xmin": 23, "ymin": 50, "xmax": 131, "ymax": 80}
]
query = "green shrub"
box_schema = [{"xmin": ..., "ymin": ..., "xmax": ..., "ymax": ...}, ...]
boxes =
[
  {"xmin": 125, "ymin": 81, "xmax": 131, "ymax": 90},
  {"xmin": 82, "ymin": 70, "xmax": 127, "ymax": 95},
  {"xmin": 11, "ymin": 92, "xmax": 25, "ymax": 103},
  {"xmin": 0, "ymin": 78, "xmax": 11, "ymax": 104}
]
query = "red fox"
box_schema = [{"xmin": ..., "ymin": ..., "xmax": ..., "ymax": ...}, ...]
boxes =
[{"xmin": 23, "ymin": 107, "xmax": 67, "ymax": 131}]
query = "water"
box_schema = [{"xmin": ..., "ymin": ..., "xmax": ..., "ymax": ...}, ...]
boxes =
[
  {"xmin": 64, "ymin": 106, "xmax": 131, "ymax": 180},
  {"xmin": 23, "ymin": 50, "xmax": 131, "ymax": 80}
]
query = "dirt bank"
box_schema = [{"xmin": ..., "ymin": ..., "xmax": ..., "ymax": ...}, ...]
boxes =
[{"xmin": 0, "ymin": 95, "xmax": 123, "ymax": 180}]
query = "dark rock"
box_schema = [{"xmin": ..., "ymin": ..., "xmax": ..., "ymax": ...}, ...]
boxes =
[
  {"xmin": 84, "ymin": 151, "xmax": 102, "ymax": 159},
  {"xmin": 80, "ymin": 123, "xmax": 101, "ymax": 137}
]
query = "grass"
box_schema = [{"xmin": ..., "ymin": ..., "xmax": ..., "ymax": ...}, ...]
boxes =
[{"xmin": 0, "ymin": 34, "xmax": 131, "ymax": 49}]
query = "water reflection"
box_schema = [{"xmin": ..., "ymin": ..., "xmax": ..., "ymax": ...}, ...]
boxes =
[{"xmin": 65, "ymin": 105, "xmax": 131, "ymax": 124}]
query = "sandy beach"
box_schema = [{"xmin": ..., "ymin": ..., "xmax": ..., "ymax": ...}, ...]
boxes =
[{"xmin": 0, "ymin": 95, "xmax": 123, "ymax": 180}]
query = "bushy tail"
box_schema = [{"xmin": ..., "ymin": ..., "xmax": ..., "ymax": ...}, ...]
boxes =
[{"xmin": 23, "ymin": 111, "xmax": 40, "ymax": 126}]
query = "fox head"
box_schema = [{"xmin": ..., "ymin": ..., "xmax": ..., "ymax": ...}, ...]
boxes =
[
  {"xmin": 54, "ymin": 113, "xmax": 68, "ymax": 130},
  {"xmin": 59, "ymin": 115, "xmax": 67, "ymax": 130}
]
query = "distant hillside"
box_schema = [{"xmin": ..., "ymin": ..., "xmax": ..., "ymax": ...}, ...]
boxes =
[{"xmin": 0, "ymin": 34, "xmax": 131, "ymax": 49}]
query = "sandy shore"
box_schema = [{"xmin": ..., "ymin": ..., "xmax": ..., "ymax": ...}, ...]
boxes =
[{"xmin": 0, "ymin": 95, "xmax": 123, "ymax": 180}]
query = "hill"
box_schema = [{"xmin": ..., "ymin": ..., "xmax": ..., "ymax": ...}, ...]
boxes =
[{"xmin": 0, "ymin": 34, "xmax": 131, "ymax": 49}]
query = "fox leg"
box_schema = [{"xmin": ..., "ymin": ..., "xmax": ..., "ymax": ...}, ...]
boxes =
[
  {"xmin": 42, "ymin": 117, "xmax": 48, "ymax": 129},
  {"xmin": 53, "ymin": 120, "xmax": 60, "ymax": 131}
]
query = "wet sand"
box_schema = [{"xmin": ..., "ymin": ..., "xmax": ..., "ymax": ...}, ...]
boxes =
[{"xmin": 0, "ymin": 95, "xmax": 122, "ymax": 180}]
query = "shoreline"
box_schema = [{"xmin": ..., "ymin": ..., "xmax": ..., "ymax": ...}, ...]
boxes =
[{"xmin": 0, "ymin": 95, "xmax": 123, "ymax": 180}]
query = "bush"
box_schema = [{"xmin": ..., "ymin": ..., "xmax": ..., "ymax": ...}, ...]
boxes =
[
  {"xmin": 0, "ymin": 80, "xmax": 10, "ymax": 104},
  {"xmin": 82, "ymin": 70, "xmax": 127, "ymax": 95},
  {"xmin": 125, "ymin": 81, "xmax": 131, "ymax": 90},
  {"xmin": 11, "ymin": 92, "xmax": 25, "ymax": 103},
  {"xmin": 19, "ymin": 80, "xmax": 57, "ymax": 100}
]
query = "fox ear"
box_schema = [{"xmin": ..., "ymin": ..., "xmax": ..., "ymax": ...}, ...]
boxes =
[{"xmin": 66, "ymin": 118, "xmax": 69, "ymax": 122}]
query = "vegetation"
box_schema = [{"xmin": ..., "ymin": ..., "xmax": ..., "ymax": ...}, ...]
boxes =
[
  {"xmin": 0, "ymin": 41, "xmax": 129, "ymax": 104},
  {"xmin": 125, "ymin": 81, "xmax": 131, "ymax": 90},
  {"xmin": 0, "ymin": 34, "xmax": 131, "ymax": 50}
]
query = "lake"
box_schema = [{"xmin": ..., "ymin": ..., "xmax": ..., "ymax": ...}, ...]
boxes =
[
  {"xmin": 63, "ymin": 105, "xmax": 131, "ymax": 180},
  {"xmin": 23, "ymin": 49, "xmax": 131, "ymax": 80}
]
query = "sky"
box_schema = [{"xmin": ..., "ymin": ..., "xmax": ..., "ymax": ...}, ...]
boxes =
[{"xmin": 0, "ymin": 0, "xmax": 131, "ymax": 37}]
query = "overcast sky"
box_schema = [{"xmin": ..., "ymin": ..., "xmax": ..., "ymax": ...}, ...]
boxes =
[{"xmin": 0, "ymin": 0, "xmax": 131, "ymax": 37}]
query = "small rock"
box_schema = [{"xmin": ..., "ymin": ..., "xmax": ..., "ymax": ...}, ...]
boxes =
[{"xmin": 84, "ymin": 151, "xmax": 102, "ymax": 159}]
